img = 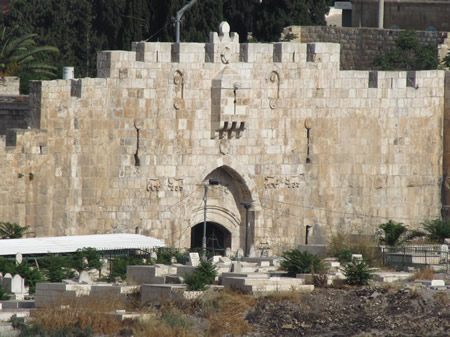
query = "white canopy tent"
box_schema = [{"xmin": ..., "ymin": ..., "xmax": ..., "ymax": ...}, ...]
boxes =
[{"xmin": 0, "ymin": 234, "xmax": 165, "ymax": 256}]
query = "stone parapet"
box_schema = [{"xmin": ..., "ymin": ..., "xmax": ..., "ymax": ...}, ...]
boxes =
[{"xmin": 285, "ymin": 26, "xmax": 449, "ymax": 70}]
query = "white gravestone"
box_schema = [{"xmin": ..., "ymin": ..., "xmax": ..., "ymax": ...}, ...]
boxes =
[
  {"xmin": 236, "ymin": 248, "xmax": 244, "ymax": 260},
  {"xmin": 225, "ymin": 247, "xmax": 232, "ymax": 258},
  {"xmin": 187, "ymin": 252, "xmax": 200, "ymax": 267},
  {"xmin": 16, "ymin": 252, "xmax": 22, "ymax": 265},
  {"xmin": 78, "ymin": 270, "xmax": 93, "ymax": 284},
  {"xmin": 11, "ymin": 274, "xmax": 25, "ymax": 294},
  {"xmin": 440, "ymin": 244, "xmax": 448, "ymax": 262}
]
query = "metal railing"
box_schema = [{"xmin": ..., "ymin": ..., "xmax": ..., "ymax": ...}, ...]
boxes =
[{"xmin": 382, "ymin": 246, "xmax": 449, "ymax": 272}]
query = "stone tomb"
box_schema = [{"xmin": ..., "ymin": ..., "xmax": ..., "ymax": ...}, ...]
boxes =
[{"xmin": 1, "ymin": 274, "xmax": 28, "ymax": 300}]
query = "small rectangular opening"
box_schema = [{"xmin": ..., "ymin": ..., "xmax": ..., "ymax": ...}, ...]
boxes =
[
  {"xmin": 307, "ymin": 44, "xmax": 316, "ymax": 62},
  {"xmin": 369, "ymin": 72, "xmax": 378, "ymax": 88},
  {"xmin": 407, "ymin": 71, "xmax": 416, "ymax": 88}
]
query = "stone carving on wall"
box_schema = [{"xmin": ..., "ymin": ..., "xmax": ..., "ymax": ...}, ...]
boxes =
[
  {"xmin": 219, "ymin": 139, "xmax": 230, "ymax": 155},
  {"xmin": 221, "ymin": 47, "xmax": 231, "ymax": 64},
  {"xmin": 264, "ymin": 175, "xmax": 304, "ymax": 189},
  {"xmin": 119, "ymin": 166, "xmax": 141, "ymax": 178},
  {"xmin": 267, "ymin": 71, "xmax": 280, "ymax": 110},
  {"xmin": 264, "ymin": 176, "xmax": 280, "ymax": 189},
  {"xmin": 168, "ymin": 178, "xmax": 184, "ymax": 191},
  {"xmin": 146, "ymin": 178, "xmax": 161, "ymax": 192},
  {"xmin": 285, "ymin": 176, "xmax": 301, "ymax": 188},
  {"xmin": 146, "ymin": 178, "xmax": 185, "ymax": 192}
]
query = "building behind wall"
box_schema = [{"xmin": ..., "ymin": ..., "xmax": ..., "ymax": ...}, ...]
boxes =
[
  {"xmin": 0, "ymin": 23, "xmax": 447, "ymax": 254},
  {"xmin": 351, "ymin": 0, "xmax": 450, "ymax": 31}
]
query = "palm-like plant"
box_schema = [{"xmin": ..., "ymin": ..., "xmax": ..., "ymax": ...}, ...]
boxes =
[
  {"xmin": 0, "ymin": 25, "xmax": 58, "ymax": 78},
  {"xmin": 379, "ymin": 220, "xmax": 424, "ymax": 246},
  {"xmin": 0, "ymin": 222, "xmax": 31, "ymax": 239},
  {"xmin": 421, "ymin": 219, "xmax": 450, "ymax": 243}
]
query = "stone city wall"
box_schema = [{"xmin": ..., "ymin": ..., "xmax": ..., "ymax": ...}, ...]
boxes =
[
  {"xmin": 285, "ymin": 26, "xmax": 450, "ymax": 70},
  {"xmin": 0, "ymin": 23, "xmax": 446, "ymax": 253}
]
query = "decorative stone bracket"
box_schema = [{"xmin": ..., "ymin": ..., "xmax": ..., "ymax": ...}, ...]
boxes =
[{"xmin": 216, "ymin": 120, "xmax": 246, "ymax": 139}]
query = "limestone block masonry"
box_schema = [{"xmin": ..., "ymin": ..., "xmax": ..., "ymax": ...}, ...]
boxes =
[{"xmin": 0, "ymin": 23, "xmax": 448, "ymax": 254}]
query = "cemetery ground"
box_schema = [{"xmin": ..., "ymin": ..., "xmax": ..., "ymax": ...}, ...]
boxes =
[{"xmin": 1, "ymin": 271, "xmax": 448, "ymax": 337}]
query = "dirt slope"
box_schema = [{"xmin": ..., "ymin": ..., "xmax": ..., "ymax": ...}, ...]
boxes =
[{"xmin": 245, "ymin": 286, "xmax": 449, "ymax": 337}]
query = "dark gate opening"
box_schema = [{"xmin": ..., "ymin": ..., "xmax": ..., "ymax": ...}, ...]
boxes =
[{"xmin": 191, "ymin": 222, "xmax": 231, "ymax": 255}]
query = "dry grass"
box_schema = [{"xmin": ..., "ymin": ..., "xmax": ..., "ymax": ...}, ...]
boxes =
[
  {"xmin": 133, "ymin": 308, "xmax": 198, "ymax": 337},
  {"xmin": 327, "ymin": 232, "xmax": 382, "ymax": 266},
  {"xmin": 202, "ymin": 289, "xmax": 256, "ymax": 337},
  {"xmin": 434, "ymin": 291, "xmax": 449, "ymax": 305},
  {"xmin": 32, "ymin": 295, "xmax": 124, "ymax": 335},
  {"xmin": 411, "ymin": 267, "xmax": 435, "ymax": 280},
  {"xmin": 265, "ymin": 289, "xmax": 306, "ymax": 303}
]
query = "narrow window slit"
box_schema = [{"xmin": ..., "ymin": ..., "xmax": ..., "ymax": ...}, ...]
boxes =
[
  {"xmin": 306, "ymin": 128, "xmax": 311, "ymax": 163},
  {"xmin": 134, "ymin": 128, "xmax": 140, "ymax": 166}
]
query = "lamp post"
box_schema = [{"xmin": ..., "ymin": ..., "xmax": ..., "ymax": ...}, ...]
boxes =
[
  {"xmin": 203, "ymin": 178, "xmax": 219, "ymax": 251},
  {"xmin": 241, "ymin": 202, "xmax": 251, "ymax": 257}
]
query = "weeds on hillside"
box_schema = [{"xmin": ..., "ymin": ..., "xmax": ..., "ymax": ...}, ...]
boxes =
[
  {"xmin": 31, "ymin": 295, "xmax": 124, "ymax": 335},
  {"xmin": 411, "ymin": 267, "xmax": 435, "ymax": 280},
  {"xmin": 202, "ymin": 289, "xmax": 256, "ymax": 337},
  {"xmin": 327, "ymin": 232, "xmax": 381, "ymax": 266}
]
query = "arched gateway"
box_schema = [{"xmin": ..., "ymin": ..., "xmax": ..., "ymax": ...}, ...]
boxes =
[{"xmin": 189, "ymin": 166, "xmax": 254, "ymax": 254}]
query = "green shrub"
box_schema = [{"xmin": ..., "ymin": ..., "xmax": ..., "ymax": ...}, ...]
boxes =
[
  {"xmin": 196, "ymin": 260, "xmax": 217, "ymax": 284},
  {"xmin": 39, "ymin": 255, "xmax": 73, "ymax": 283},
  {"xmin": 70, "ymin": 248, "xmax": 103, "ymax": 272},
  {"xmin": 421, "ymin": 219, "xmax": 450, "ymax": 243},
  {"xmin": 343, "ymin": 260, "xmax": 372, "ymax": 286},
  {"xmin": 108, "ymin": 256, "xmax": 147, "ymax": 281},
  {"xmin": 280, "ymin": 249, "xmax": 325, "ymax": 276},
  {"xmin": 155, "ymin": 248, "xmax": 184, "ymax": 265},
  {"xmin": 184, "ymin": 260, "xmax": 218, "ymax": 291},
  {"xmin": 14, "ymin": 320, "xmax": 93, "ymax": 337},
  {"xmin": 373, "ymin": 30, "xmax": 438, "ymax": 70},
  {"xmin": 0, "ymin": 285, "xmax": 9, "ymax": 300}
]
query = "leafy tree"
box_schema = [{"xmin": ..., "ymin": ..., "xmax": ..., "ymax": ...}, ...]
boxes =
[
  {"xmin": 70, "ymin": 248, "xmax": 103, "ymax": 273},
  {"xmin": 39, "ymin": 255, "xmax": 74, "ymax": 282},
  {"xmin": 373, "ymin": 30, "xmax": 438, "ymax": 70},
  {"xmin": 108, "ymin": 255, "xmax": 148, "ymax": 281},
  {"xmin": 0, "ymin": 24, "xmax": 58, "ymax": 78},
  {"xmin": 421, "ymin": 219, "xmax": 450, "ymax": 243},
  {"xmin": 252, "ymin": 0, "xmax": 329, "ymax": 42},
  {"xmin": 0, "ymin": 222, "xmax": 31, "ymax": 239},
  {"xmin": 280, "ymin": 249, "xmax": 325, "ymax": 276}
]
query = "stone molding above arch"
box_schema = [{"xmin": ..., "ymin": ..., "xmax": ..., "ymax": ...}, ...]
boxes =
[
  {"xmin": 198, "ymin": 155, "xmax": 261, "ymax": 212},
  {"xmin": 190, "ymin": 205, "xmax": 241, "ymax": 230}
]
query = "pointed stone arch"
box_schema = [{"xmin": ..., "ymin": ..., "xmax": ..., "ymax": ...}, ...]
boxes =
[{"xmin": 188, "ymin": 159, "xmax": 260, "ymax": 253}]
